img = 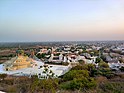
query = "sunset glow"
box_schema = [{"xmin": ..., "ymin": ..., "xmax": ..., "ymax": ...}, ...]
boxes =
[{"xmin": 0, "ymin": 0, "xmax": 124, "ymax": 42}]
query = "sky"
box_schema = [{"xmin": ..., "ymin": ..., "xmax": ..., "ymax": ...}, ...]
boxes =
[{"xmin": 0, "ymin": 0, "xmax": 124, "ymax": 42}]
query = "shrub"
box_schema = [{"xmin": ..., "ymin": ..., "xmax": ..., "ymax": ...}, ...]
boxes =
[
  {"xmin": 6, "ymin": 86, "xmax": 17, "ymax": 93},
  {"xmin": 102, "ymin": 82, "xmax": 124, "ymax": 93},
  {"xmin": 0, "ymin": 74, "xmax": 7, "ymax": 80},
  {"xmin": 39, "ymin": 78, "xmax": 59, "ymax": 93},
  {"xmin": 119, "ymin": 74, "xmax": 124, "ymax": 79},
  {"xmin": 60, "ymin": 77, "xmax": 96, "ymax": 90},
  {"xmin": 120, "ymin": 67, "xmax": 124, "ymax": 72},
  {"xmin": 95, "ymin": 76, "xmax": 108, "ymax": 84},
  {"xmin": 63, "ymin": 70, "xmax": 89, "ymax": 81},
  {"xmin": 98, "ymin": 61, "xmax": 109, "ymax": 68}
]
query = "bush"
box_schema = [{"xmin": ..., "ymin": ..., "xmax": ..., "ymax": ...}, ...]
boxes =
[
  {"xmin": 95, "ymin": 76, "xmax": 108, "ymax": 84},
  {"xmin": 78, "ymin": 60, "xmax": 85, "ymax": 65},
  {"xmin": 119, "ymin": 74, "xmax": 124, "ymax": 79},
  {"xmin": 30, "ymin": 78, "xmax": 59, "ymax": 93},
  {"xmin": 62, "ymin": 62, "xmax": 69, "ymax": 66},
  {"xmin": 6, "ymin": 86, "xmax": 17, "ymax": 93},
  {"xmin": 96, "ymin": 57, "xmax": 101, "ymax": 63},
  {"xmin": 101, "ymin": 82, "xmax": 124, "ymax": 93},
  {"xmin": 98, "ymin": 61, "xmax": 109, "ymax": 68},
  {"xmin": 71, "ymin": 64, "xmax": 95, "ymax": 71},
  {"xmin": 61, "ymin": 65, "xmax": 97, "ymax": 91},
  {"xmin": 39, "ymin": 78, "xmax": 58, "ymax": 93},
  {"xmin": 120, "ymin": 67, "xmax": 124, "ymax": 72},
  {"xmin": 63, "ymin": 70, "xmax": 89, "ymax": 81},
  {"xmin": 71, "ymin": 65, "xmax": 87, "ymax": 70},
  {"xmin": 0, "ymin": 74, "xmax": 7, "ymax": 80},
  {"xmin": 60, "ymin": 77, "xmax": 96, "ymax": 90}
]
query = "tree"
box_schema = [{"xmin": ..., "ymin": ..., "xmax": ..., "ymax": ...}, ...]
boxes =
[
  {"xmin": 120, "ymin": 67, "xmax": 124, "ymax": 72},
  {"xmin": 101, "ymin": 55, "xmax": 106, "ymax": 61},
  {"xmin": 96, "ymin": 57, "xmax": 101, "ymax": 63},
  {"xmin": 36, "ymin": 53, "xmax": 46, "ymax": 59},
  {"xmin": 63, "ymin": 70, "xmax": 89, "ymax": 81},
  {"xmin": 98, "ymin": 61, "xmax": 109, "ymax": 68},
  {"xmin": 60, "ymin": 77, "xmax": 96, "ymax": 90},
  {"xmin": 92, "ymin": 50, "xmax": 99, "ymax": 56},
  {"xmin": 40, "ymin": 78, "xmax": 58, "ymax": 93},
  {"xmin": 0, "ymin": 74, "xmax": 7, "ymax": 80},
  {"xmin": 42, "ymin": 66, "xmax": 55, "ymax": 79},
  {"xmin": 87, "ymin": 64, "xmax": 95, "ymax": 72},
  {"xmin": 78, "ymin": 60, "xmax": 85, "ymax": 65}
]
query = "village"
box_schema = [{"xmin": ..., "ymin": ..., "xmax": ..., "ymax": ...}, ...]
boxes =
[{"xmin": 0, "ymin": 41, "xmax": 124, "ymax": 78}]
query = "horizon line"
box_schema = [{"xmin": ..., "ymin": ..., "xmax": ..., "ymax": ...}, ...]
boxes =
[{"xmin": 0, "ymin": 40, "xmax": 124, "ymax": 43}]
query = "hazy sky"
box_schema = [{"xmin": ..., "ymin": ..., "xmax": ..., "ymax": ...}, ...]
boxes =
[{"xmin": 0, "ymin": 0, "xmax": 124, "ymax": 42}]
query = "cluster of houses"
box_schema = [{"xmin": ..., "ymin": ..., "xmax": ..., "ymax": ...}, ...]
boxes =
[
  {"xmin": 0, "ymin": 42, "xmax": 124, "ymax": 79},
  {"xmin": 37, "ymin": 46, "xmax": 97, "ymax": 64},
  {"xmin": 103, "ymin": 53, "xmax": 124, "ymax": 70},
  {"xmin": 36, "ymin": 43, "xmax": 124, "ymax": 71}
]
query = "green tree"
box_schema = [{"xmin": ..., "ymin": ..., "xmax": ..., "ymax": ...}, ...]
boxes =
[
  {"xmin": 60, "ymin": 77, "xmax": 96, "ymax": 90},
  {"xmin": 36, "ymin": 53, "xmax": 46, "ymax": 59},
  {"xmin": 40, "ymin": 78, "xmax": 58, "ymax": 93},
  {"xmin": 42, "ymin": 66, "xmax": 55, "ymax": 79},
  {"xmin": 78, "ymin": 60, "xmax": 85, "ymax": 65},
  {"xmin": 96, "ymin": 57, "xmax": 101, "ymax": 63},
  {"xmin": 63, "ymin": 70, "xmax": 89, "ymax": 81},
  {"xmin": 87, "ymin": 64, "xmax": 95, "ymax": 72},
  {"xmin": 98, "ymin": 61, "xmax": 109, "ymax": 68}
]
